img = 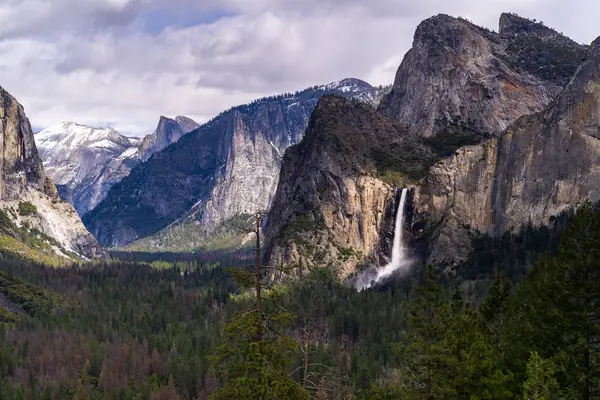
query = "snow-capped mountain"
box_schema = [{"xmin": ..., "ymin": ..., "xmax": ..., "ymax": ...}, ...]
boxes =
[
  {"xmin": 36, "ymin": 115, "xmax": 200, "ymax": 216},
  {"xmin": 36, "ymin": 122, "xmax": 142, "ymax": 215}
]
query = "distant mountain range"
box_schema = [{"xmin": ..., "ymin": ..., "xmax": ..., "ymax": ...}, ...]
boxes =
[
  {"xmin": 82, "ymin": 78, "xmax": 390, "ymax": 248},
  {"xmin": 35, "ymin": 116, "xmax": 200, "ymax": 215}
]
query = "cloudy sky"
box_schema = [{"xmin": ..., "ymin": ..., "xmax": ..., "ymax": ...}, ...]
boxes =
[{"xmin": 0, "ymin": 0, "xmax": 597, "ymax": 136}]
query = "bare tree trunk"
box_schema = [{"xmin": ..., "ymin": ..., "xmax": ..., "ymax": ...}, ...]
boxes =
[
  {"xmin": 584, "ymin": 336, "xmax": 590, "ymax": 400},
  {"xmin": 303, "ymin": 329, "xmax": 310, "ymax": 388},
  {"xmin": 255, "ymin": 214, "xmax": 263, "ymax": 339}
]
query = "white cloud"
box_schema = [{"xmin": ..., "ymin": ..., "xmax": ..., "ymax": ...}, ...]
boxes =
[{"xmin": 0, "ymin": 0, "xmax": 598, "ymax": 135}]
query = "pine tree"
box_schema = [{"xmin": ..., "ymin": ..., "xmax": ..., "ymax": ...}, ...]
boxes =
[
  {"xmin": 73, "ymin": 361, "xmax": 91, "ymax": 400},
  {"xmin": 209, "ymin": 212, "xmax": 308, "ymax": 400},
  {"xmin": 522, "ymin": 352, "xmax": 557, "ymax": 400},
  {"xmin": 400, "ymin": 265, "xmax": 454, "ymax": 399},
  {"xmin": 507, "ymin": 201, "xmax": 600, "ymax": 399},
  {"xmin": 480, "ymin": 273, "xmax": 512, "ymax": 347}
]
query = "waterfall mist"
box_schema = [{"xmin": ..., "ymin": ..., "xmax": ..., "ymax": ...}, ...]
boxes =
[{"xmin": 354, "ymin": 188, "xmax": 412, "ymax": 291}]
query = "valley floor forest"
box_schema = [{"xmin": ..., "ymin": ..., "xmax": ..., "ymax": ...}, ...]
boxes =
[{"xmin": 0, "ymin": 201, "xmax": 599, "ymax": 399}]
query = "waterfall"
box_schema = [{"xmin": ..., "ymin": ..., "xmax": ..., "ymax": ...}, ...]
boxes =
[{"xmin": 355, "ymin": 188, "xmax": 411, "ymax": 291}]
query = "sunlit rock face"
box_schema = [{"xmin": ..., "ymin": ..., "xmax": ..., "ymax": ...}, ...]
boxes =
[{"xmin": 0, "ymin": 86, "xmax": 104, "ymax": 259}]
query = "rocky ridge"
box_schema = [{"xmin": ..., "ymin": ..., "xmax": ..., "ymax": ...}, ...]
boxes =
[
  {"xmin": 36, "ymin": 122, "xmax": 142, "ymax": 215},
  {"xmin": 35, "ymin": 116, "xmax": 199, "ymax": 216},
  {"xmin": 378, "ymin": 13, "xmax": 585, "ymax": 140},
  {"xmin": 84, "ymin": 79, "xmax": 387, "ymax": 248},
  {"xmin": 264, "ymin": 13, "xmax": 590, "ymax": 275},
  {"xmin": 0, "ymin": 87, "xmax": 103, "ymax": 260}
]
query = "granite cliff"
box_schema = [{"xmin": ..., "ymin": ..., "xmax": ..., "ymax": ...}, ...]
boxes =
[
  {"xmin": 379, "ymin": 13, "xmax": 585, "ymax": 139},
  {"xmin": 84, "ymin": 79, "xmax": 386, "ymax": 248},
  {"xmin": 416, "ymin": 35, "xmax": 600, "ymax": 266},
  {"xmin": 0, "ymin": 87, "xmax": 103, "ymax": 260},
  {"xmin": 137, "ymin": 116, "xmax": 199, "ymax": 162},
  {"xmin": 265, "ymin": 13, "xmax": 589, "ymax": 275}
]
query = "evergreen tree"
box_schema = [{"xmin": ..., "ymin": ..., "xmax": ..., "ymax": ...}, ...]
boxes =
[
  {"xmin": 209, "ymin": 213, "xmax": 308, "ymax": 400},
  {"xmin": 507, "ymin": 201, "xmax": 600, "ymax": 399},
  {"xmin": 481, "ymin": 273, "xmax": 512, "ymax": 347},
  {"xmin": 522, "ymin": 352, "xmax": 557, "ymax": 400},
  {"xmin": 73, "ymin": 361, "xmax": 90, "ymax": 400},
  {"xmin": 400, "ymin": 265, "xmax": 454, "ymax": 399}
]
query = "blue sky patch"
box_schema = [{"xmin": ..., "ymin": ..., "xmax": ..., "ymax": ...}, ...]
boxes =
[{"xmin": 141, "ymin": 7, "xmax": 236, "ymax": 34}]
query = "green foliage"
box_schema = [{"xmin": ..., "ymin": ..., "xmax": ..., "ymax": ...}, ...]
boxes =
[
  {"xmin": 378, "ymin": 169, "xmax": 410, "ymax": 187},
  {"xmin": 0, "ymin": 270, "xmax": 62, "ymax": 317},
  {"xmin": 459, "ymin": 210, "xmax": 572, "ymax": 283},
  {"xmin": 210, "ymin": 311, "xmax": 308, "ymax": 400},
  {"xmin": 371, "ymin": 126, "xmax": 483, "ymax": 185},
  {"xmin": 2, "ymin": 201, "xmax": 600, "ymax": 399},
  {"xmin": 280, "ymin": 214, "xmax": 329, "ymax": 248},
  {"xmin": 17, "ymin": 202, "xmax": 37, "ymax": 217},
  {"xmin": 399, "ymin": 265, "xmax": 455, "ymax": 399},
  {"xmin": 127, "ymin": 214, "xmax": 255, "ymax": 253},
  {"xmin": 506, "ymin": 201, "xmax": 600, "ymax": 398},
  {"xmin": 210, "ymin": 227, "xmax": 309, "ymax": 400},
  {"xmin": 522, "ymin": 352, "xmax": 557, "ymax": 400}
]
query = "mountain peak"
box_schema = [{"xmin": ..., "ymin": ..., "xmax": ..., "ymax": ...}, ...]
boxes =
[
  {"xmin": 157, "ymin": 115, "xmax": 175, "ymax": 124},
  {"xmin": 499, "ymin": 13, "xmax": 555, "ymax": 37},
  {"xmin": 174, "ymin": 115, "xmax": 200, "ymax": 133}
]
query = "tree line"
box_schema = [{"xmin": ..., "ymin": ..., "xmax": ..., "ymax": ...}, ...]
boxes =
[{"xmin": 0, "ymin": 203, "xmax": 599, "ymax": 398}]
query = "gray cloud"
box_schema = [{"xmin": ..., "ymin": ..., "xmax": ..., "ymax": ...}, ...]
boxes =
[{"xmin": 0, "ymin": 0, "xmax": 598, "ymax": 135}]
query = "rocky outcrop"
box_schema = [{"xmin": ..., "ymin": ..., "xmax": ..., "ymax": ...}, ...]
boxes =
[
  {"xmin": 378, "ymin": 14, "xmax": 584, "ymax": 139},
  {"xmin": 416, "ymin": 37, "xmax": 600, "ymax": 266},
  {"xmin": 499, "ymin": 13, "xmax": 588, "ymax": 87},
  {"xmin": 0, "ymin": 87, "xmax": 104, "ymax": 259},
  {"xmin": 265, "ymin": 13, "xmax": 589, "ymax": 276},
  {"xmin": 264, "ymin": 96, "xmax": 419, "ymax": 277},
  {"xmin": 36, "ymin": 122, "xmax": 141, "ymax": 215},
  {"xmin": 85, "ymin": 79, "xmax": 386, "ymax": 248},
  {"xmin": 137, "ymin": 116, "xmax": 199, "ymax": 161}
]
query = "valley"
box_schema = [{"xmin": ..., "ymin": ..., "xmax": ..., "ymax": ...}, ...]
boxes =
[{"xmin": 0, "ymin": 9, "xmax": 599, "ymax": 400}]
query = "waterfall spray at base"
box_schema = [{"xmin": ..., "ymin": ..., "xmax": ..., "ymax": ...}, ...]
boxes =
[{"xmin": 354, "ymin": 188, "xmax": 411, "ymax": 291}]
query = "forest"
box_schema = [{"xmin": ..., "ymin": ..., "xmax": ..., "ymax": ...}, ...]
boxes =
[{"xmin": 0, "ymin": 201, "xmax": 599, "ymax": 399}]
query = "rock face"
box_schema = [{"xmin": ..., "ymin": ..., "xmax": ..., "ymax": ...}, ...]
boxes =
[
  {"xmin": 264, "ymin": 96, "xmax": 424, "ymax": 277},
  {"xmin": 498, "ymin": 13, "xmax": 588, "ymax": 87},
  {"xmin": 85, "ymin": 79, "xmax": 386, "ymax": 248},
  {"xmin": 378, "ymin": 13, "xmax": 585, "ymax": 139},
  {"xmin": 0, "ymin": 87, "xmax": 103, "ymax": 259},
  {"xmin": 416, "ymin": 37, "xmax": 600, "ymax": 266},
  {"xmin": 35, "ymin": 122, "xmax": 142, "ymax": 215},
  {"xmin": 137, "ymin": 116, "xmax": 199, "ymax": 161},
  {"xmin": 265, "ymin": 13, "xmax": 589, "ymax": 275}
]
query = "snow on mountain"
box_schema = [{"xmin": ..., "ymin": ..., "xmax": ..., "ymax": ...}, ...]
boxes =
[{"xmin": 35, "ymin": 121, "xmax": 142, "ymax": 215}]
